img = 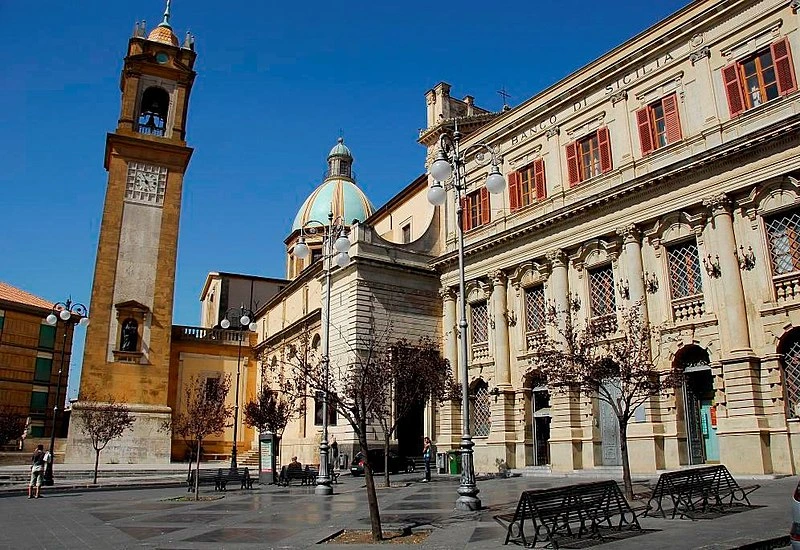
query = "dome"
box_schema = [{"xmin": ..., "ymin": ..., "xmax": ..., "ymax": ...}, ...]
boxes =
[
  {"xmin": 328, "ymin": 137, "xmax": 352, "ymax": 159},
  {"xmin": 292, "ymin": 179, "xmax": 374, "ymax": 231},
  {"xmin": 147, "ymin": 25, "xmax": 179, "ymax": 46}
]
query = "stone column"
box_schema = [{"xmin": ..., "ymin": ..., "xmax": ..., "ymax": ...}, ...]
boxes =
[
  {"xmin": 704, "ymin": 194, "xmax": 767, "ymax": 474},
  {"xmin": 491, "ymin": 271, "xmax": 511, "ymax": 388},
  {"xmin": 618, "ymin": 224, "xmax": 648, "ymax": 320},
  {"xmin": 548, "ymin": 250, "xmax": 570, "ymax": 314},
  {"xmin": 437, "ymin": 287, "xmax": 461, "ymax": 448}
]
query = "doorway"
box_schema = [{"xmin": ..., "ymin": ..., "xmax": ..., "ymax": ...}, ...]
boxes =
[
  {"xmin": 678, "ymin": 346, "xmax": 719, "ymax": 464},
  {"xmin": 532, "ymin": 385, "xmax": 551, "ymax": 465},
  {"xmin": 396, "ymin": 398, "xmax": 425, "ymax": 457},
  {"xmin": 599, "ymin": 380, "xmax": 622, "ymax": 466}
]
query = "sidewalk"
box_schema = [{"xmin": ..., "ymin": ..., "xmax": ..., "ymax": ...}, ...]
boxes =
[{"xmin": 0, "ymin": 468, "xmax": 793, "ymax": 549}]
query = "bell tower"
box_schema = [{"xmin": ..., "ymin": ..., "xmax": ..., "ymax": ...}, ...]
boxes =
[{"xmin": 66, "ymin": 2, "xmax": 197, "ymax": 464}]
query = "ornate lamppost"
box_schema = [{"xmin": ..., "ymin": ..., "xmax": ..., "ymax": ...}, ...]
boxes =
[
  {"xmin": 43, "ymin": 298, "xmax": 89, "ymax": 486},
  {"xmin": 426, "ymin": 123, "xmax": 505, "ymax": 511},
  {"xmin": 293, "ymin": 210, "xmax": 352, "ymax": 496},
  {"xmin": 220, "ymin": 305, "xmax": 257, "ymax": 470}
]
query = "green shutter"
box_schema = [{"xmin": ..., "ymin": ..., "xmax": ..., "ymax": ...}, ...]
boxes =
[
  {"xmin": 34, "ymin": 357, "xmax": 52, "ymax": 382},
  {"xmin": 0, "ymin": 316, "xmax": 4, "ymax": 331},
  {"xmin": 30, "ymin": 391, "xmax": 48, "ymax": 412},
  {"xmin": 30, "ymin": 426, "xmax": 44, "ymax": 437},
  {"xmin": 38, "ymin": 324, "xmax": 56, "ymax": 349}
]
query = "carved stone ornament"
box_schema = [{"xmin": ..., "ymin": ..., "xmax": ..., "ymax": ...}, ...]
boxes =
[
  {"xmin": 610, "ymin": 90, "xmax": 628, "ymax": 105},
  {"xmin": 616, "ymin": 224, "xmax": 640, "ymax": 244},
  {"xmin": 439, "ymin": 287, "xmax": 457, "ymax": 301},
  {"xmin": 690, "ymin": 33, "xmax": 704, "ymax": 48},
  {"xmin": 703, "ymin": 193, "xmax": 732, "ymax": 216},
  {"xmin": 546, "ymin": 126, "xmax": 560, "ymax": 139},
  {"xmin": 546, "ymin": 249, "xmax": 568, "ymax": 268},
  {"xmin": 690, "ymin": 46, "xmax": 710, "ymax": 65},
  {"xmin": 489, "ymin": 270, "xmax": 507, "ymax": 286},
  {"xmin": 126, "ymin": 162, "xmax": 168, "ymax": 206},
  {"xmin": 792, "ymin": 0, "xmax": 800, "ymax": 13}
]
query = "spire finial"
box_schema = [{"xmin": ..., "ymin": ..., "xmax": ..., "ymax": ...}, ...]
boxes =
[{"xmin": 160, "ymin": 0, "xmax": 172, "ymax": 28}]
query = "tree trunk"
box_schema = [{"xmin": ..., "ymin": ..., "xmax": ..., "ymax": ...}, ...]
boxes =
[
  {"xmin": 360, "ymin": 434, "xmax": 382, "ymax": 541},
  {"xmin": 383, "ymin": 433, "xmax": 391, "ymax": 488},
  {"xmin": 619, "ymin": 418, "xmax": 633, "ymax": 500},
  {"xmin": 195, "ymin": 437, "xmax": 202, "ymax": 501},
  {"xmin": 93, "ymin": 449, "xmax": 100, "ymax": 484}
]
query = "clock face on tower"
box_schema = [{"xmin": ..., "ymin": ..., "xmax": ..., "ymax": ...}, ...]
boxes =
[{"xmin": 125, "ymin": 162, "xmax": 168, "ymax": 205}]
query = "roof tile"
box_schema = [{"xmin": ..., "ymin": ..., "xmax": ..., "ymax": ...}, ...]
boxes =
[{"xmin": 0, "ymin": 281, "xmax": 54, "ymax": 310}]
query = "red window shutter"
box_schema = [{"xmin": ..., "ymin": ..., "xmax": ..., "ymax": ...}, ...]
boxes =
[
  {"xmin": 508, "ymin": 172, "xmax": 520, "ymax": 212},
  {"xmin": 460, "ymin": 195, "xmax": 470, "ymax": 232},
  {"xmin": 772, "ymin": 37, "xmax": 798, "ymax": 96},
  {"xmin": 597, "ymin": 126, "xmax": 612, "ymax": 173},
  {"xmin": 566, "ymin": 142, "xmax": 580, "ymax": 187},
  {"xmin": 533, "ymin": 159, "xmax": 546, "ymax": 200},
  {"xmin": 722, "ymin": 62, "xmax": 746, "ymax": 116},
  {"xmin": 636, "ymin": 106, "xmax": 655, "ymax": 155},
  {"xmin": 662, "ymin": 93, "xmax": 682, "ymax": 144},
  {"xmin": 480, "ymin": 187, "xmax": 490, "ymax": 226}
]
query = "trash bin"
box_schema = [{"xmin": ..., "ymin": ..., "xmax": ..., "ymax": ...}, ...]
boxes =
[
  {"xmin": 436, "ymin": 452, "xmax": 447, "ymax": 474},
  {"xmin": 447, "ymin": 450, "xmax": 462, "ymax": 475}
]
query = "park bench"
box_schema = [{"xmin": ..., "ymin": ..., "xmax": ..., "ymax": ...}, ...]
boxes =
[
  {"xmin": 187, "ymin": 467, "xmax": 254, "ymax": 491},
  {"xmin": 279, "ymin": 465, "xmax": 317, "ymax": 486},
  {"xmin": 502, "ymin": 480, "xmax": 640, "ymax": 548},
  {"xmin": 643, "ymin": 464, "xmax": 759, "ymax": 520}
]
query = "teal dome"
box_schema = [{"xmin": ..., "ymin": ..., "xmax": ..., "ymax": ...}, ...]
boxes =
[
  {"xmin": 292, "ymin": 178, "xmax": 374, "ymax": 231},
  {"xmin": 328, "ymin": 137, "xmax": 352, "ymax": 158}
]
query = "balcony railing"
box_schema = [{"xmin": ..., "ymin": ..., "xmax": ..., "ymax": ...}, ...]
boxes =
[
  {"xmin": 672, "ymin": 294, "xmax": 705, "ymax": 323},
  {"xmin": 472, "ymin": 342, "xmax": 489, "ymax": 363},
  {"xmin": 775, "ymin": 271, "xmax": 800, "ymax": 303},
  {"xmin": 172, "ymin": 325, "xmax": 246, "ymax": 345},
  {"xmin": 526, "ymin": 330, "xmax": 546, "ymax": 352}
]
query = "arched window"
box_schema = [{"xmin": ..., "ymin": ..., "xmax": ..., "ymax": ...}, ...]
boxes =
[
  {"xmin": 311, "ymin": 334, "xmax": 321, "ymax": 351},
  {"xmin": 469, "ymin": 379, "xmax": 491, "ymax": 437},
  {"xmin": 137, "ymin": 87, "xmax": 169, "ymax": 136},
  {"xmin": 780, "ymin": 329, "xmax": 800, "ymax": 419}
]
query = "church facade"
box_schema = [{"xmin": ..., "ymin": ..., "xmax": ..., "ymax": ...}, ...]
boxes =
[{"xmin": 69, "ymin": 0, "xmax": 800, "ymax": 477}]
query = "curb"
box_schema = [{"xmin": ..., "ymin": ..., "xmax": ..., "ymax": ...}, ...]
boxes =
[
  {"xmin": 733, "ymin": 535, "xmax": 791, "ymax": 550},
  {"xmin": 0, "ymin": 480, "xmax": 187, "ymax": 498}
]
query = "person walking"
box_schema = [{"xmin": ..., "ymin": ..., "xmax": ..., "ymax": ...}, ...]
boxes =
[
  {"xmin": 422, "ymin": 437, "xmax": 432, "ymax": 482},
  {"xmin": 28, "ymin": 444, "xmax": 45, "ymax": 499},
  {"xmin": 330, "ymin": 436, "xmax": 339, "ymax": 470}
]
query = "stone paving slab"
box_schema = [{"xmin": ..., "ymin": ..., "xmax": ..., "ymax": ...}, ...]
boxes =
[{"xmin": 0, "ymin": 471, "xmax": 792, "ymax": 549}]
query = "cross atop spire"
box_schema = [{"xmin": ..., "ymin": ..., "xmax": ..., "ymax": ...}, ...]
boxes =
[{"xmin": 159, "ymin": 0, "xmax": 172, "ymax": 28}]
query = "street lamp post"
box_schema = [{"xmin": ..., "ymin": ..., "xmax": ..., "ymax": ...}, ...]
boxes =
[
  {"xmin": 43, "ymin": 298, "xmax": 89, "ymax": 486},
  {"xmin": 220, "ymin": 305, "xmax": 258, "ymax": 470},
  {"xmin": 426, "ymin": 122, "xmax": 505, "ymax": 511},
  {"xmin": 292, "ymin": 210, "xmax": 351, "ymax": 496}
]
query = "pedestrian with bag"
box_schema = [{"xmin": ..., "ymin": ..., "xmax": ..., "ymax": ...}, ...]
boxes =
[{"xmin": 28, "ymin": 444, "xmax": 45, "ymax": 499}]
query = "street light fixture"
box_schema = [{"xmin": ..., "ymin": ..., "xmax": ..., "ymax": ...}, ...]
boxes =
[
  {"xmin": 293, "ymin": 210, "xmax": 351, "ymax": 496},
  {"xmin": 426, "ymin": 122, "xmax": 505, "ymax": 511},
  {"xmin": 220, "ymin": 305, "xmax": 257, "ymax": 470},
  {"xmin": 43, "ymin": 298, "xmax": 89, "ymax": 486}
]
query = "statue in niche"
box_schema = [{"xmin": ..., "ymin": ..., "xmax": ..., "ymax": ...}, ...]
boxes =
[{"xmin": 120, "ymin": 318, "xmax": 138, "ymax": 352}]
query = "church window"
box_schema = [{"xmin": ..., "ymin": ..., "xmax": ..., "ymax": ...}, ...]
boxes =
[
  {"xmin": 566, "ymin": 127, "xmax": 612, "ymax": 186},
  {"xmin": 667, "ymin": 241, "xmax": 703, "ymax": 299},
  {"xmin": 588, "ymin": 265, "xmax": 616, "ymax": 325},
  {"xmin": 508, "ymin": 159, "xmax": 546, "ymax": 211},
  {"xmin": 723, "ymin": 38, "xmax": 797, "ymax": 117},
  {"xmin": 524, "ymin": 285, "xmax": 546, "ymax": 337},
  {"xmin": 766, "ymin": 208, "xmax": 800, "ymax": 275},
  {"xmin": 469, "ymin": 380, "xmax": 491, "ymax": 437},
  {"xmin": 637, "ymin": 93, "xmax": 682, "ymax": 155},
  {"xmin": 780, "ymin": 329, "xmax": 800, "ymax": 419},
  {"xmin": 471, "ymin": 301, "xmax": 489, "ymax": 345},
  {"xmin": 461, "ymin": 188, "xmax": 490, "ymax": 231},
  {"xmin": 401, "ymin": 223, "xmax": 412, "ymax": 244},
  {"xmin": 136, "ymin": 86, "xmax": 170, "ymax": 136},
  {"xmin": 314, "ymin": 390, "xmax": 337, "ymax": 426}
]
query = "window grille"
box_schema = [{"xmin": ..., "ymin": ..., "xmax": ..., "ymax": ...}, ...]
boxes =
[
  {"xmin": 525, "ymin": 286, "xmax": 545, "ymax": 334},
  {"xmin": 589, "ymin": 265, "xmax": 616, "ymax": 317},
  {"xmin": 471, "ymin": 301, "xmax": 489, "ymax": 344},
  {"xmin": 783, "ymin": 333, "xmax": 800, "ymax": 419},
  {"xmin": 766, "ymin": 209, "xmax": 800, "ymax": 275},
  {"xmin": 668, "ymin": 242, "xmax": 703, "ymax": 299},
  {"xmin": 470, "ymin": 383, "xmax": 491, "ymax": 437}
]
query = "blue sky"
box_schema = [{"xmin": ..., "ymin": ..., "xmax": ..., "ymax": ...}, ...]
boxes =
[{"xmin": 0, "ymin": 0, "xmax": 690, "ymax": 399}]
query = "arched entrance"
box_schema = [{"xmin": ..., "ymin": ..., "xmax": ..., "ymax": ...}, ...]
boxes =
[
  {"xmin": 779, "ymin": 328, "xmax": 800, "ymax": 419},
  {"xmin": 676, "ymin": 345, "xmax": 718, "ymax": 464},
  {"xmin": 525, "ymin": 372, "xmax": 551, "ymax": 465}
]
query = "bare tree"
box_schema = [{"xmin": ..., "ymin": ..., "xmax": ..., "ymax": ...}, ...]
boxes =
[
  {"xmin": 270, "ymin": 321, "xmax": 394, "ymax": 541},
  {"xmin": 376, "ymin": 337, "xmax": 451, "ymax": 487},
  {"xmin": 77, "ymin": 390, "xmax": 136, "ymax": 484},
  {"xmin": 529, "ymin": 301, "xmax": 680, "ymax": 499},
  {"xmin": 0, "ymin": 406, "xmax": 26, "ymax": 446},
  {"xmin": 163, "ymin": 374, "xmax": 233, "ymax": 500}
]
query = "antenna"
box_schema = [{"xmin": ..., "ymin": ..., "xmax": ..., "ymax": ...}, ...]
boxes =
[{"xmin": 497, "ymin": 86, "xmax": 511, "ymax": 111}]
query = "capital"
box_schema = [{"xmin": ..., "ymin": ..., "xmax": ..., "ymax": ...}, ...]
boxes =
[
  {"xmin": 703, "ymin": 193, "xmax": 732, "ymax": 216},
  {"xmin": 616, "ymin": 224, "xmax": 640, "ymax": 244},
  {"xmin": 546, "ymin": 249, "xmax": 568, "ymax": 268},
  {"xmin": 489, "ymin": 270, "xmax": 507, "ymax": 286},
  {"xmin": 439, "ymin": 287, "xmax": 457, "ymax": 301}
]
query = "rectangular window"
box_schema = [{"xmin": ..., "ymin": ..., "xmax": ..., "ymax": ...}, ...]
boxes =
[
  {"xmin": 637, "ymin": 93, "xmax": 682, "ymax": 155},
  {"xmin": 314, "ymin": 390, "xmax": 337, "ymax": 426},
  {"xmin": 38, "ymin": 324, "xmax": 56, "ymax": 350},
  {"xmin": 0, "ymin": 315, "xmax": 4, "ymax": 331},
  {"xmin": 766, "ymin": 209, "xmax": 800, "ymax": 275},
  {"xmin": 401, "ymin": 223, "xmax": 411, "ymax": 244},
  {"xmin": 30, "ymin": 391, "xmax": 48, "ymax": 414},
  {"xmin": 667, "ymin": 242, "xmax": 703, "ymax": 299},
  {"xmin": 311, "ymin": 249, "xmax": 323, "ymax": 264},
  {"xmin": 460, "ymin": 187, "xmax": 490, "ymax": 231},
  {"xmin": 723, "ymin": 38, "xmax": 797, "ymax": 116},
  {"xmin": 508, "ymin": 159, "xmax": 546, "ymax": 212},
  {"xmin": 566, "ymin": 127, "xmax": 612, "ymax": 187},
  {"xmin": 588, "ymin": 265, "xmax": 616, "ymax": 318},
  {"xmin": 205, "ymin": 377, "xmax": 220, "ymax": 401},
  {"xmin": 34, "ymin": 357, "xmax": 52, "ymax": 383},
  {"xmin": 471, "ymin": 301, "xmax": 489, "ymax": 345},
  {"xmin": 524, "ymin": 285, "xmax": 545, "ymax": 334}
]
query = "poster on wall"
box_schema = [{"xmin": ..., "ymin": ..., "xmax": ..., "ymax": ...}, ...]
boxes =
[{"xmin": 260, "ymin": 436, "xmax": 273, "ymax": 477}]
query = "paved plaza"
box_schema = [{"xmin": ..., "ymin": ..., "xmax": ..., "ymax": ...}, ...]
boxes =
[{"xmin": 0, "ymin": 470, "xmax": 794, "ymax": 549}]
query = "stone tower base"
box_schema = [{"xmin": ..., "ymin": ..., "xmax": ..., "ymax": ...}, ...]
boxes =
[{"xmin": 65, "ymin": 402, "xmax": 172, "ymax": 464}]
